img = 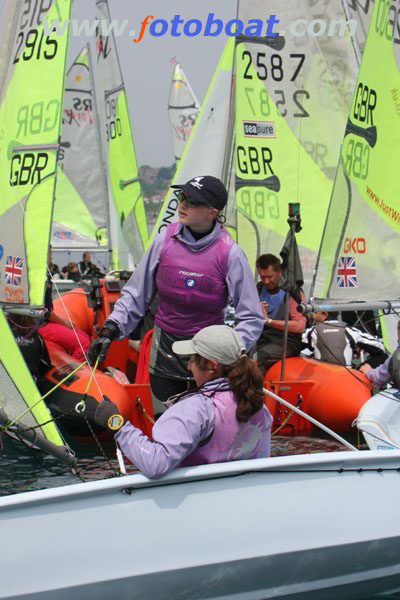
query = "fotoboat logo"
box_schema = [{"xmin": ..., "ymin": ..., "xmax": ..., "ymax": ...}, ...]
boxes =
[
  {"xmin": 133, "ymin": 13, "xmax": 281, "ymax": 43},
  {"xmin": 43, "ymin": 14, "xmax": 358, "ymax": 40}
]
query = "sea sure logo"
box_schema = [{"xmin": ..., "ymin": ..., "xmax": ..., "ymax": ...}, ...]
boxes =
[{"xmin": 243, "ymin": 121, "xmax": 276, "ymax": 139}]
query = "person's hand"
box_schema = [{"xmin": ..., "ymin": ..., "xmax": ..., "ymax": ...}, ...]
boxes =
[
  {"xmin": 87, "ymin": 321, "xmax": 119, "ymax": 365},
  {"xmin": 94, "ymin": 399, "xmax": 125, "ymax": 431},
  {"xmin": 359, "ymin": 363, "xmax": 372, "ymax": 373},
  {"xmin": 87, "ymin": 336, "xmax": 112, "ymax": 364},
  {"xmin": 260, "ymin": 301, "xmax": 268, "ymax": 320}
]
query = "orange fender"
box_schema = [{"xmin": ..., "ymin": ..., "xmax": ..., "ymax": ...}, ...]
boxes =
[
  {"xmin": 52, "ymin": 283, "xmax": 139, "ymax": 380},
  {"xmin": 53, "ymin": 288, "xmax": 93, "ymax": 335},
  {"xmin": 263, "ymin": 357, "xmax": 372, "ymax": 433}
]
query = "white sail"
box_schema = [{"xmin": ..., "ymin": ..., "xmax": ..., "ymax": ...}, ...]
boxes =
[
  {"xmin": 95, "ymin": 0, "xmax": 148, "ymax": 267},
  {"xmin": 168, "ymin": 62, "xmax": 200, "ymax": 163},
  {"xmin": 53, "ymin": 45, "xmax": 111, "ymax": 253}
]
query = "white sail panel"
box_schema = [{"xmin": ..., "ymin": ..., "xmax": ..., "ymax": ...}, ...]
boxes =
[
  {"xmin": 168, "ymin": 63, "xmax": 200, "ymax": 163},
  {"xmin": 95, "ymin": 0, "xmax": 148, "ymax": 266},
  {"xmin": 53, "ymin": 46, "xmax": 110, "ymax": 250}
]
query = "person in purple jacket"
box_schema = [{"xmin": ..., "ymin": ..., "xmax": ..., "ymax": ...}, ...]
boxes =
[
  {"xmin": 360, "ymin": 320, "xmax": 400, "ymax": 389},
  {"xmin": 94, "ymin": 325, "xmax": 272, "ymax": 479},
  {"xmin": 88, "ymin": 175, "xmax": 264, "ymax": 416}
]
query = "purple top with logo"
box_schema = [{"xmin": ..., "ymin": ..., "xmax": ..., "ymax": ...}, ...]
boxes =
[
  {"xmin": 155, "ymin": 222, "xmax": 233, "ymax": 335},
  {"xmin": 107, "ymin": 222, "xmax": 264, "ymax": 351},
  {"xmin": 115, "ymin": 378, "xmax": 272, "ymax": 479}
]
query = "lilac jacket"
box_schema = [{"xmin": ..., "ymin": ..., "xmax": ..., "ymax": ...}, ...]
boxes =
[
  {"xmin": 366, "ymin": 343, "xmax": 400, "ymax": 387},
  {"xmin": 115, "ymin": 378, "xmax": 272, "ymax": 479},
  {"xmin": 107, "ymin": 222, "xmax": 264, "ymax": 351}
]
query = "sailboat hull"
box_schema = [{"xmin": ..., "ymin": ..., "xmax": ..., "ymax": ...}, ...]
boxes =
[{"xmin": 1, "ymin": 451, "xmax": 400, "ymax": 599}]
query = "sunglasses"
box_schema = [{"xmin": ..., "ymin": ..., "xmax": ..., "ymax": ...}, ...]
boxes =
[{"xmin": 175, "ymin": 190, "xmax": 208, "ymax": 208}]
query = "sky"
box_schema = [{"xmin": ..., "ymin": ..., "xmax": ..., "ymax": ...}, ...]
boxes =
[{"xmin": 69, "ymin": 0, "xmax": 238, "ymax": 168}]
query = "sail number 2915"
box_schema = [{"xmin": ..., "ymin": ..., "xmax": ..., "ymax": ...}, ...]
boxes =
[{"xmin": 13, "ymin": 28, "xmax": 57, "ymax": 64}]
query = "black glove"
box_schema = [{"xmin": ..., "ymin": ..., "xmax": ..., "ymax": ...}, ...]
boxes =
[
  {"xmin": 94, "ymin": 398, "xmax": 125, "ymax": 432},
  {"xmin": 87, "ymin": 321, "xmax": 119, "ymax": 365}
]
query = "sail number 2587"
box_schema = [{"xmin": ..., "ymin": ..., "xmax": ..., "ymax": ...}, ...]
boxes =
[
  {"xmin": 242, "ymin": 52, "xmax": 305, "ymax": 83},
  {"xmin": 241, "ymin": 51, "xmax": 309, "ymax": 118}
]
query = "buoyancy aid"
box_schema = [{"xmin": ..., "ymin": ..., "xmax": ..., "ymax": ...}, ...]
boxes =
[
  {"xmin": 155, "ymin": 222, "xmax": 233, "ymax": 336},
  {"xmin": 180, "ymin": 386, "xmax": 271, "ymax": 467},
  {"xmin": 313, "ymin": 320, "xmax": 348, "ymax": 365}
]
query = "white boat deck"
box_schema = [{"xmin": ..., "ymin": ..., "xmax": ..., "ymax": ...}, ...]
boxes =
[{"xmin": 1, "ymin": 450, "xmax": 400, "ymax": 599}]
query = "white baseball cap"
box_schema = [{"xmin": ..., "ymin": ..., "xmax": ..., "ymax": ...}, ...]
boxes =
[{"xmin": 172, "ymin": 325, "xmax": 245, "ymax": 365}]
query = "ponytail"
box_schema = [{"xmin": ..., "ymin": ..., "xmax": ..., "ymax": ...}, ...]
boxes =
[
  {"xmin": 226, "ymin": 355, "xmax": 264, "ymax": 422},
  {"xmin": 193, "ymin": 353, "xmax": 264, "ymax": 422}
]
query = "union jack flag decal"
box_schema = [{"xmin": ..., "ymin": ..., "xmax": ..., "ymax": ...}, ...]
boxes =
[
  {"xmin": 337, "ymin": 256, "xmax": 357, "ymax": 288},
  {"xmin": 5, "ymin": 255, "xmax": 24, "ymax": 287}
]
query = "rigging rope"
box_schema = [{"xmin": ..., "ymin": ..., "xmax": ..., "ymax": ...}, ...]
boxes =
[{"xmin": 1, "ymin": 360, "xmax": 87, "ymax": 431}]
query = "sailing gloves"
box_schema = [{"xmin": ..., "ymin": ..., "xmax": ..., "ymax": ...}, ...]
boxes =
[
  {"xmin": 87, "ymin": 321, "xmax": 120, "ymax": 365},
  {"xmin": 94, "ymin": 398, "xmax": 125, "ymax": 432}
]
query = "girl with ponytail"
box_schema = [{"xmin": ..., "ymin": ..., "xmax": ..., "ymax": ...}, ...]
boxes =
[{"xmin": 95, "ymin": 325, "xmax": 272, "ymax": 479}]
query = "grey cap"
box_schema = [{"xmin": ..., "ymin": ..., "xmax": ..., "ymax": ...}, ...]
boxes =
[{"xmin": 172, "ymin": 325, "xmax": 245, "ymax": 365}]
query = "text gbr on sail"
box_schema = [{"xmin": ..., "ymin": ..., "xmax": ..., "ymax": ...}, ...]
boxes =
[{"xmin": 344, "ymin": 83, "xmax": 377, "ymax": 180}]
